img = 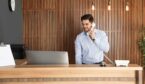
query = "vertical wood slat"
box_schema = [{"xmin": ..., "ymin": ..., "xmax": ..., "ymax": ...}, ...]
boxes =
[{"xmin": 23, "ymin": 0, "xmax": 143, "ymax": 64}]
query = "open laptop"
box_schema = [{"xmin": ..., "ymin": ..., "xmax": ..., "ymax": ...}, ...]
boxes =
[{"xmin": 26, "ymin": 51, "xmax": 69, "ymax": 65}]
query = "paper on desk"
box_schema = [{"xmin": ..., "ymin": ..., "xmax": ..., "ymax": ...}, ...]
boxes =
[{"xmin": 0, "ymin": 45, "xmax": 15, "ymax": 66}]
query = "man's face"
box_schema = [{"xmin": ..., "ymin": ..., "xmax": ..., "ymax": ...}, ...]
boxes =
[{"xmin": 81, "ymin": 20, "xmax": 92, "ymax": 32}]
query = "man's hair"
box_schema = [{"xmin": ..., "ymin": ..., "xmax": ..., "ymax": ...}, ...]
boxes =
[{"xmin": 81, "ymin": 14, "xmax": 94, "ymax": 23}]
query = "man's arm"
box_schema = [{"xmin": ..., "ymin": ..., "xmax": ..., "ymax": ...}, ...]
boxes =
[
  {"xmin": 75, "ymin": 36, "xmax": 82, "ymax": 64},
  {"xmin": 94, "ymin": 31, "xmax": 109, "ymax": 53}
]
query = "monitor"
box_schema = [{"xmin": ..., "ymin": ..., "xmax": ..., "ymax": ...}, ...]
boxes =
[{"xmin": 26, "ymin": 51, "xmax": 69, "ymax": 65}]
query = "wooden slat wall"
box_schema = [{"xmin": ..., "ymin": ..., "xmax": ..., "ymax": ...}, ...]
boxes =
[{"xmin": 23, "ymin": 0, "xmax": 143, "ymax": 64}]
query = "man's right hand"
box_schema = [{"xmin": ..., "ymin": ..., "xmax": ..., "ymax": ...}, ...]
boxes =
[{"xmin": 88, "ymin": 28, "xmax": 96, "ymax": 40}]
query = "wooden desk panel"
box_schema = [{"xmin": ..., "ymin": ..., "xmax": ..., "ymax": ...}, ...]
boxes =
[{"xmin": 0, "ymin": 64, "xmax": 143, "ymax": 84}]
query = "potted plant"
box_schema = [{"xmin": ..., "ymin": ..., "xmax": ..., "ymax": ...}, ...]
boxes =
[{"xmin": 138, "ymin": 26, "xmax": 145, "ymax": 67}]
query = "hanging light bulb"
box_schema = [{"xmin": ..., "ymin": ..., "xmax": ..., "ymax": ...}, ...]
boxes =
[
  {"xmin": 125, "ymin": 1, "xmax": 129, "ymax": 11},
  {"xmin": 107, "ymin": 0, "xmax": 111, "ymax": 11},
  {"xmin": 91, "ymin": 2, "xmax": 95, "ymax": 10},
  {"xmin": 108, "ymin": 5, "xmax": 111, "ymax": 11}
]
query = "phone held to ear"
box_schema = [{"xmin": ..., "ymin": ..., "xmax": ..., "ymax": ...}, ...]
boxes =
[
  {"xmin": 86, "ymin": 27, "xmax": 94, "ymax": 36},
  {"xmin": 87, "ymin": 22, "xmax": 96, "ymax": 36}
]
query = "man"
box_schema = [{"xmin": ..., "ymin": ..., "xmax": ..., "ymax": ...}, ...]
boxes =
[{"xmin": 75, "ymin": 14, "xmax": 109, "ymax": 64}]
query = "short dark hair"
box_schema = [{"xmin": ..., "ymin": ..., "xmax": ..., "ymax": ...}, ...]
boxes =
[{"xmin": 81, "ymin": 14, "xmax": 94, "ymax": 23}]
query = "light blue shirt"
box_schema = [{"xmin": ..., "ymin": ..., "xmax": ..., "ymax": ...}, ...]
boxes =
[{"xmin": 75, "ymin": 29, "xmax": 109, "ymax": 64}]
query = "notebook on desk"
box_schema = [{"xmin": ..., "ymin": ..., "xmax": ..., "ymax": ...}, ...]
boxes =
[{"xmin": 26, "ymin": 51, "xmax": 69, "ymax": 65}]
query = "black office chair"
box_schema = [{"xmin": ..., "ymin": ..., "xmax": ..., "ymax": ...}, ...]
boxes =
[{"xmin": 10, "ymin": 44, "xmax": 26, "ymax": 59}]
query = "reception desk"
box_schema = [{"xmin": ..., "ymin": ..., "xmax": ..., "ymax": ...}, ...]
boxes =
[{"xmin": 0, "ymin": 64, "xmax": 143, "ymax": 84}]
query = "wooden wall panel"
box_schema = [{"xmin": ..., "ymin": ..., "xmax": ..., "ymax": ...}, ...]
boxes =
[{"xmin": 23, "ymin": 0, "xmax": 143, "ymax": 64}]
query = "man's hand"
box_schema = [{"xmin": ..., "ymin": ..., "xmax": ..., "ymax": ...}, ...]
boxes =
[{"xmin": 88, "ymin": 29, "xmax": 96, "ymax": 40}]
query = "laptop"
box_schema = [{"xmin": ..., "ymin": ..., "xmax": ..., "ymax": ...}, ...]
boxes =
[{"xmin": 26, "ymin": 51, "xmax": 69, "ymax": 65}]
